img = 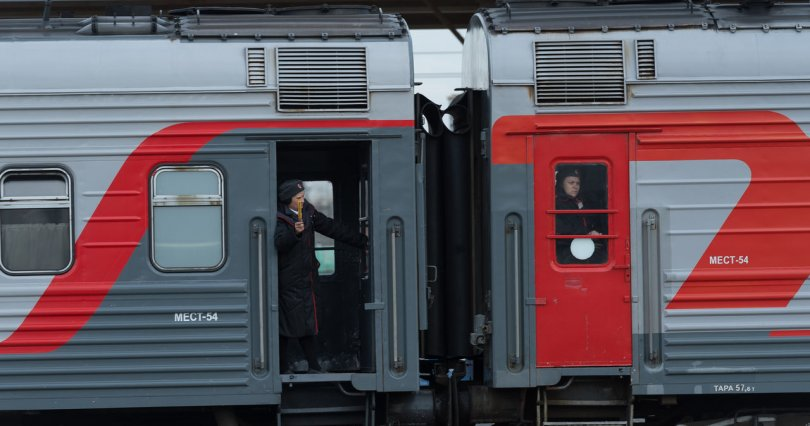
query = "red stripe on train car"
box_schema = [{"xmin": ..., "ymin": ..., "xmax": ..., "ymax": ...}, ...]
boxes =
[
  {"xmin": 492, "ymin": 111, "xmax": 810, "ymax": 310},
  {"xmin": 0, "ymin": 119, "xmax": 412, "ymax": 354},
  {"xmin": 770, "ymin": 330, "xmax": 810, "ymax": 337}
]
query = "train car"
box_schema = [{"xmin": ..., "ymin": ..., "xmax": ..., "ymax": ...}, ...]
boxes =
[
  {"xmin": 460, "ymin": 0, "xmax": 810, "ymax": 423},
  {"xmin": 0, "ymin": 6, "xmax": 421, "ymax": 424},
  {"xmin": 5, "ymin": 1, "xmax": 810, "ymax": 425}
]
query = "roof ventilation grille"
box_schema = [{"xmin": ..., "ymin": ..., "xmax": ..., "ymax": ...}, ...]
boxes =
[
  {"xmin": 276, "ymin": 47, "xmax": 369, "ymax": 111},
  {"xmin": 636, "ymin": 40, "xmax": 657, "ymax": 80},
  {"xmin": 246, "ymin": 47, "xmax": 267, "ymax": 87},
  {"xmin": 534, "ymin": 40, "xmax": 626, "ymax": 105}
]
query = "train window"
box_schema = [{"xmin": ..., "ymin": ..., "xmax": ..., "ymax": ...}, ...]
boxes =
[
  {"xmin": 553, "ymin": 163, "xmax": 609, "ymax": 265},
  {"xmin": 150, "ymin": 166, "xmax": 224, "ymax": 271},
  {"xmin": 0, "ymin": 169, "xmax": 72, "ymax": 274},
  {"xmin": 304, "ymin": 181, "xmax": 335, "ymax": 276}
]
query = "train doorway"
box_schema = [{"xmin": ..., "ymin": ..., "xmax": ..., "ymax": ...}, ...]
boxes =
[
  {"xmin": 275, "ymin": 141, "xmax": 372, "ymax": 374},
  {"xmin": 533, "ymin": 133, "xmax": 632, "ymax": 367}
]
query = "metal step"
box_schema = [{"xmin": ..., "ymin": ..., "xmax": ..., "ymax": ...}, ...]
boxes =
[
  {"xmin": 543, "ymin": 420, "xmax": 645, "ymax": 426},
  {"xmin": 278, "ymin": 382, "xmax": 371, "ymax": 426},
  {"xmin": 540, "ymin": 377, "xmax": 639, "ymax": 426},
  {"xmin": 279, "ymin": 405, "xmax": 365, "ymax": 426}
]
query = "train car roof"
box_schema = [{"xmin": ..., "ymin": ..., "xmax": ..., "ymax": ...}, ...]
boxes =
[
  {"xmin": 2, "ymin": 1, "xmax": 810, "ymax": 35},
  {"xmin": 176, "ymin": 6, "xmax": 408, "ymax": 40},
  {"xmin": 0, "ymin": 5, "xmax": 409, "ymax": 40},
  {"xmin": 479, "ymin": 1, "xmax": 810, "ymax": 33},
  {"xmin": 0, "ymin": 1, "xmax": 472, "ymax": 32},
  {"xmin": 708, "ymin": 2, "xmax": 810, "ymax": 29}
]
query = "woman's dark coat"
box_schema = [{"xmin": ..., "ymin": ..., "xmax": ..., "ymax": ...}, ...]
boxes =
[
  {"xmin": 274, "ymin": 201, "xmax": 367, "ymax": 338},
  {"xmin": 555, "ymin": 192, "xmax": 603, "ymax": 264},
  {"xmin": 555, "ymin": 195, "xmax": 594, "ymax": 236}
]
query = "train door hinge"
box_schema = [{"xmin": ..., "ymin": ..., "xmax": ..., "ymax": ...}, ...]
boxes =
[{"xmin": 480, "ymin": 128, "xmax": 489, "ymax": 158}]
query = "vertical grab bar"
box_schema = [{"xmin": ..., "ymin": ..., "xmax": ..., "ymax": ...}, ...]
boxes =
[
  {"xmin": 506, "ymin": 217, "xmax": 523, "ymax": 370},
  {"xmin": 641, "ymin": 210, "xmax": 662, "ymax": 368},
  {"xmin": 512, "ymin": 223, "xmax": 521, "ymax": 365},
  {"xmin": 390, "ymin": 224, "xmax": 404, "ymax": 372},
  {"xmin": 254, "ymin": 224, "xmax": 267, "ymax": 371},
  {"xmin": 359, "ymin": 178, "xmax": 370, "ymax": 280}
]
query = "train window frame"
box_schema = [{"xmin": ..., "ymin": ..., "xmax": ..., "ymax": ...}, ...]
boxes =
[
  {"xmin": 551, "ymin": 162, "xmax": 610, "ymax": 266},
  {"xmin": 0, "ymin": 168, "xmax": 73, "ymax": 275},
  {"xmin": 150, "ymin": 165, "xmax": 226, "ymax": 272},
  {"xmin": 304, "ymin": 180, "xmax": 336, "ymax": 276}
]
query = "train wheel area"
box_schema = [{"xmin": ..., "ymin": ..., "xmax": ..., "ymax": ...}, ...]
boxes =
[
  {"xmin": 636, "ymin": 394, "xmax": 810, "ymax": 426},
  {"xmin": 3, "ymin": 390, "xmax": 810, "ymax": 425},
  {"xmin": 0, "ymin": 407, "xmax": 239, "ymax": 426}
]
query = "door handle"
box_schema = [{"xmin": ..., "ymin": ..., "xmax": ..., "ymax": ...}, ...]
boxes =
[
  {"xmin": 389, "ymin": 223, "xmax": 405, "ymax": 373},
  {"xmin": 253, "ymin": 223, "xmax": 267, "ymax": 372}
]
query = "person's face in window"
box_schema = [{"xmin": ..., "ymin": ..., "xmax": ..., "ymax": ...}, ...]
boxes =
[
  {"xmin": 562, "ymin": 176, "xmax": 580, "ymax": 198},
  {"xmin": 287, "ymin": 190, "xmax": 305, "ymax": 210}
]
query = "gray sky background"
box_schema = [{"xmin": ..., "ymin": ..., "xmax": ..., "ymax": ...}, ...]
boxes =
[{"xmin": 412, "ymin": 29, "xmax": 465, "ymax": 108}]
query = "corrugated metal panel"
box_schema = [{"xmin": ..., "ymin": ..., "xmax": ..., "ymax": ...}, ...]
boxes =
[
  {"xmin": 0, "ymin": 7, "xmax": 408, "ymax": 40},
  {"xmin": 662, "ymin": 331, "xmax": 810, "ymax": 377},
  {"xmin": 634, "ymin": 153, "xmax": 810, "ymax": 391},
  {"xmin": 0, "ymin": 280, "xmax": 251, "ymax": 397},
  {"xmin": 276, "ymin": 47, "xmax": 369, "ymax": 111},
  {"xmin": 636, "ymin": 39, "xmax": 656, "ymax": 80},
  {"xmin": 534, "ymin": 40, "xmax": 625, "ymax": 105},
  {"xmin": 246, "ymin": 47, "xmax": 267, "ymax": 87},
  {"xmin": 709, "ymin": 3, "xmax": 810, "ymax": 30},
  {"xmin": 177, "ymin": 9, "xmax": 407, "ymax": 40},
  {"xmin": 482, "ymin": 3, "xmax": 712, "ymax": 33}
]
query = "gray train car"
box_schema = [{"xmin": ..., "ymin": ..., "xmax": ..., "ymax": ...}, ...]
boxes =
[
  {"xmin": 0, "ymin": 6, "xmax": 421, "ymax": 422},
  {"xmin": 463, "ymin": 0, "xmax": 810, "ymax": 423},
  {"xmin": 7, "ymin": 1, "xmax": 810, "ymax": 425}
]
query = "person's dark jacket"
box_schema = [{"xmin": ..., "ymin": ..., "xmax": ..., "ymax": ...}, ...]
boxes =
[
  {"xmin": 555, "ymin": 195, "xmax": 594, "ymax": 236},
  {"xmin": 555, "ymin": 194, "xmax": 602, "ymax": 264},
  {"xmin": 274, "ymin": 201, "xmax": 367, "ymax": 338}
]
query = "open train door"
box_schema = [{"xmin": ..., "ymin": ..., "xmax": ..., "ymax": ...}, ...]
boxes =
[{"xmin": 534, "ymin": 133, "xmax": 631, "ymax": 367}]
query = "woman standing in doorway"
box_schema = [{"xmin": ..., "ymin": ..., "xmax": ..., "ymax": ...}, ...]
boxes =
[{"xmin": 274, "ymin": 179, "xmax": 367, "ymax": 373}]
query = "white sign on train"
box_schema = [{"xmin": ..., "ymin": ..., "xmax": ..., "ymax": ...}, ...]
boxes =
[{"xmin": 174, "ymin": 312, "xmax": 219, "ymax": 322}]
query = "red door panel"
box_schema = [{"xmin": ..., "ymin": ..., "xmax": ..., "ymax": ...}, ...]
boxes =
[{"xmin": 534, "ymin": 133, "xmax": 631, "ymax": 367}]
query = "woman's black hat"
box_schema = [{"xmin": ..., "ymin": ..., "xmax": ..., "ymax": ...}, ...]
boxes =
[{"xmin": 278, "ymin": 179, "xmax": 305, "ymax": 203}]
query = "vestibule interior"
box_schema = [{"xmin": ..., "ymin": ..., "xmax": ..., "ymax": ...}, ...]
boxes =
[{"xmin": 276, "ymin": 141, "xmax": 373, "ymax": 373}]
